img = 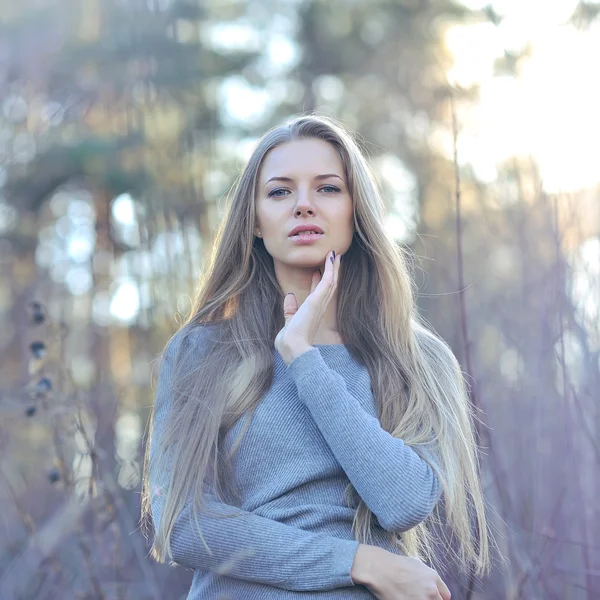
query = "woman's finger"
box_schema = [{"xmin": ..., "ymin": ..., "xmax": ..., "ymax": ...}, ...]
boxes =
[
  {"xmin": 282, "ymin": 292, "xmax": 298, "ymax": 326},
  {"xmin": 326, "ymin": 250, "xmax": 336, "ymax": 278},
  {"xmin": 310, "ymin": 269, "xmax": 321, "ymax": 293},
  {"xmin": 437, "ymin": 576, "xmax": 452, "ymax": 600}
]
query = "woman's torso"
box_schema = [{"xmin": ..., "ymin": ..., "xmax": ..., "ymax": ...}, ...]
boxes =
[{"xmin": 187, "ymin": 346, "xmax": 403, "ymax": 599}]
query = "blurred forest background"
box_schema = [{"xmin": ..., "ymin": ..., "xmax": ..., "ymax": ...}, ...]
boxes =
[{"xmin": 0, "ymin": 0, "xmax": 599, "ymax": 598}]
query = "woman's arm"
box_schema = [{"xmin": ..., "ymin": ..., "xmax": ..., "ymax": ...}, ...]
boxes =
[
  {"xmin": 287, "ymin": 347, "xmax": 442, "ymax": 533},
  {"xmin": 150, "ymin": 480, "xmax": 360, "ymax": 590},
  {"xmin": 148, "ymin": 333, "xmax": 360, "ymax": 591}
]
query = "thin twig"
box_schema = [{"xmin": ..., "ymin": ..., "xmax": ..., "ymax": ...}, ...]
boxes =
[{"xmin": 450, "ymin": 89, "xmax": 480, "ymax": 600}]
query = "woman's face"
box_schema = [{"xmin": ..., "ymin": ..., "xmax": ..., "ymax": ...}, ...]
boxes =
[{"xmin": 255, "ymin": 138, "xmax": 354, "ymax": 271}]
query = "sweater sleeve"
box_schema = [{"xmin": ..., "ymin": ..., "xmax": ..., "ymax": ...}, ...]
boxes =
[
  {"xmin": 148, "ymin": 330, "xmax": 360, "ymax": 591},
  {"xmin": 287, "ymin": 347, "xmax": 443, "ymax": 533}
]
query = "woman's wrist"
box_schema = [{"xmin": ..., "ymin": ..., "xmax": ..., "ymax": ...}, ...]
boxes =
[
  {"xmin": 281, "ymin": 342, "xmax": 314, "ymax": 366},
  {"xmin": 350, "ymin": 543, "xmax": 378, "ymax": 586}
]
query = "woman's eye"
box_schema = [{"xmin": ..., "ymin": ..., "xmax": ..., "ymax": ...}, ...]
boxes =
[
  {"xmin": 268, "ymin": 188, "xmax": 288, "ymax": 197},
  {"xmin": 267, "ymin": 185, "xmax": 340, "ymax": 198}
]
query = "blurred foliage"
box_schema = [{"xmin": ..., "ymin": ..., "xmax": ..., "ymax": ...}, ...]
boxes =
[
  {"xmin": 2, "ymin": 0, "xmax": 257, "ymax": 216},
  {"xmin": 0, "ymin": 0, "xmax": 598, "ymax": 599}
]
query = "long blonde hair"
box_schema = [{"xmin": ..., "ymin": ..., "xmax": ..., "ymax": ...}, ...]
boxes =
[{"xmin": 141, "ymin": 114, "xmax": 496, "ymax": 578}]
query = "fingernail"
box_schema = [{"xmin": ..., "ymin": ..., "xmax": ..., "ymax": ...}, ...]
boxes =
[{"xmin": 330, "ymin": 250, "xmax": 335, "ymax": 264}]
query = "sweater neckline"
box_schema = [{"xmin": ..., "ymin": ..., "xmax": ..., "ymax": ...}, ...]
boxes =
[
  {"xmin": 274, "ymin": 344, "xmax": 349, "ymax": 352},
  {"xmin": 312, "ymin": 345, "xmax": 352, "ymax": 363},
  {"xmin": 273, "ymin": 343, "xmax": 356, "ymax": 375}
]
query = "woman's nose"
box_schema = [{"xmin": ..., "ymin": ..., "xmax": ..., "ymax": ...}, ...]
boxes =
[{"xmin": 294, "ymin": 188, "xmax": 316, "ymax": 210}]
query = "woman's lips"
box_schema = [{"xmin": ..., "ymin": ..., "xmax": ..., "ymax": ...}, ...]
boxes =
[{"xmin": 289, "ymin": 232, "xmax": 324, "ymax": 244}]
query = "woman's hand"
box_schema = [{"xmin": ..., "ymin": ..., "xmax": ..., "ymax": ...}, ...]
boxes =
[
  {"xmin": 351, "ymin": 544, "xmax": 451, "ymax": 600},
  {"xmin": 275, "ymin": 250, "xmax": 341, "ymax": 365}
]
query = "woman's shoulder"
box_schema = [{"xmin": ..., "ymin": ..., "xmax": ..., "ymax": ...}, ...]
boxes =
[{"xmin": 163, "ymin": 322, "xmax": 223, "ymax": 362}]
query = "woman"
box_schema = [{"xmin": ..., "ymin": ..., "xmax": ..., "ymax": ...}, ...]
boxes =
[{"xmin": 141, "ymin": 114, "xmax": 494, "ymax": 599}]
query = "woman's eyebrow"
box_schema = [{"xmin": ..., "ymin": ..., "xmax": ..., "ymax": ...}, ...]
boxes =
[{"xmin": 264, "ymin": 174, "xmax": 343, "ymax": 186}]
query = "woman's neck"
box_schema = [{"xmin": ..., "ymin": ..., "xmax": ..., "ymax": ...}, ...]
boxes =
[{"xmin": 311, "ymin": 328, "xmax": 343, "ymax": 345}]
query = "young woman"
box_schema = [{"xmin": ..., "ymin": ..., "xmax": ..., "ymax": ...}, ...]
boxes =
[{"xmin": 141, "ymin": 114, "xmax": 493, "ymax": 600}]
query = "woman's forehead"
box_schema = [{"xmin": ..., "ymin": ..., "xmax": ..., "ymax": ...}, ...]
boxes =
[{"xmin": 259, "ymin": 139, "xmax": 343, "ymax": 182}]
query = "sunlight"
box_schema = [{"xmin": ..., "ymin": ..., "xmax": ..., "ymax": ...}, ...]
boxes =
[
  {"xmin": 377, "ymin": 153, "xmax": 419, "ymax": 243},
  {"xmin": 112, "ymin": 193, "xmax": 136, "ymax": 225},
  {"xmin": 446, "ymin": 22, "xmax": 504, "ymax": 88},
  {"xmin": 447, "ymin": 4, "xmax": 600, "ymax": 193},
  {"xmin": 110, "ymin": 279, "xmax": 140, "ymax": 324},
  {"xmin": 219, "ymin": 75, "xmax": 272, "ymax": 125}
]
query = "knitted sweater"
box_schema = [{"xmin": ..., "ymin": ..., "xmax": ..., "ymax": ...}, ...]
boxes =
[{"xmin": 149, "ymin": 326, "xmax": 443, "ymax": 599}]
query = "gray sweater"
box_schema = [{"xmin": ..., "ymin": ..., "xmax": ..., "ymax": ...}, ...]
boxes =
[{"xmin": 149, "ymin": 326, "xmax": 442, "ymax": 599}]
